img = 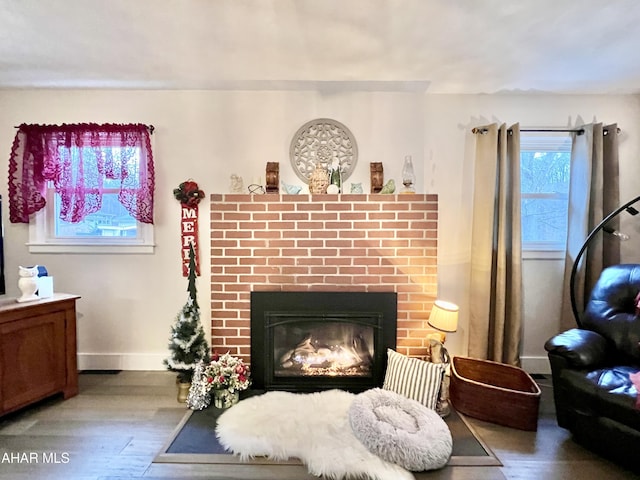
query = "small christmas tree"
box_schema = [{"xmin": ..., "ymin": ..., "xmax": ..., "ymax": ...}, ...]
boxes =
[{"xmin": 164, "ymin": 244, "xmax": 210, "ymax": 383}]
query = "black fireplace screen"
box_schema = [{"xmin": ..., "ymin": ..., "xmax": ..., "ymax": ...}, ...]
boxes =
[{"xmin": 251, "ymin": 291, "xmax": 397, "ymax": 392}]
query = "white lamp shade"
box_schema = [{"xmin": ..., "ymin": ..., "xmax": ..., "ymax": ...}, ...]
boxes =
[{"xmin": 428, "ymin": 300, "xmax": 459, "ymax": 333}]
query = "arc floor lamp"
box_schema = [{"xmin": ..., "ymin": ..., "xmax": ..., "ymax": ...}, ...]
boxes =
[{"xmin": 570, "ymin": 194, "xmax": 640, "ymax": 328}]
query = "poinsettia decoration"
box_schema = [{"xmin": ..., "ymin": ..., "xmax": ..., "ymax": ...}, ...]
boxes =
[
  {"xmin": 186, "ymin": 352, "xmax": 252, "ymax": 410},
  {"xmin": 173, "ymin": 180, "xmax": 205, "ymax": 207},
  {"xmin": 203, "ymin": 352, "xmax": 251, "ymax": 391}
]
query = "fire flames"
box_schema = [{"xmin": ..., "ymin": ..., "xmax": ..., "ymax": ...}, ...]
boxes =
[{"xmin": 278, "ymin": 336, "xmax": 372, "ymax": 377}]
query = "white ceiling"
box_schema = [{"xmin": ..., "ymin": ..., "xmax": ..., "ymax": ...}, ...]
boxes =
[{"xmin": 1, "ymin": 0, "xmax": 640, "ymax": 94}]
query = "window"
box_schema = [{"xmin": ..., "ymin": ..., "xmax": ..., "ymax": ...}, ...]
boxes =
[
  {"xmin": 8, "ymin": 123, "xmax": 155, "ymax": 254},
  {"xmin": 29, "ymin": 147, "xmax": 154, "ymax": 254},
  {"xmin": 29, "ymin": 201, "xmax": 154, "ymax": 254},
  {"xmin": 520, "ymin": 133, "xmax": 572, "ymax": 255}
]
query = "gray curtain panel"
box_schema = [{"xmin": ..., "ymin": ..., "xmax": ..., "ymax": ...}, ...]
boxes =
[
  {"xmin": 560, "ymin": 124, "xmax": 619, "ymax": 332},
  {"xmin": 469, "ymin": 123, "xmax": 523, "ymax": 366}
]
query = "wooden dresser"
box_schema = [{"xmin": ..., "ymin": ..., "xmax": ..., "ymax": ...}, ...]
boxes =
[{"xmin": 0, "ymin": 293, "xmax": 80, "ymax": 416}]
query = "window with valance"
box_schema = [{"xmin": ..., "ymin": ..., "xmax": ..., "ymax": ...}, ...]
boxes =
[{"xmin": 8, "ymin": 123, "xmax": 155, "ymax": 253}]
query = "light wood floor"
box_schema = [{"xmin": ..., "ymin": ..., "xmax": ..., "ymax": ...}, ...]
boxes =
[{"xmin": 0, "ymin": 371, "xmax": 635, "ymax": 480}]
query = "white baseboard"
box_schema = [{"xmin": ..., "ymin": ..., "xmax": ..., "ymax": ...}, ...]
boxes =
[
  {"xmin": 78, "ymin": 353, "xmax": 166, "ymax": 371},
  {"xmin": 520, "ymin": 356, "xmax": 550, "ymax": 375}
]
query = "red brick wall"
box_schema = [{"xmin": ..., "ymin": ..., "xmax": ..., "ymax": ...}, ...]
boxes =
[{"xmin": 210, "ymin": 193, "xmax": 438, "ymax": 364}]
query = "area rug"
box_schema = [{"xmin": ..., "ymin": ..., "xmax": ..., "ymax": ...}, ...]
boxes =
[{"xmin": 155, "ymin": 389, "xmax": 501, "ymax": 478}]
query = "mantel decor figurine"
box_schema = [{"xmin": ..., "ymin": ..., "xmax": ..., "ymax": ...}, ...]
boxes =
[
  {"xmin": 370, "ymin": 162, "xmax": 384, "ymax": 193},
  {"xmin": 230, "ymin": 174, "xmax": 244, "ymax": 193},
  {"xmin": 328, "ymin": 158, "xmax": 343, "ymax": 193},
  {"xmin": 266, "ymin": 162, "xmax": 279, "ymax": 193},
  {"xmin": 309, "ymin": 163, "xmax": 331, "ymax": 194},
  {"xmin": 380, "ymin": 179, "xmax": 396, "ymax": 194}
]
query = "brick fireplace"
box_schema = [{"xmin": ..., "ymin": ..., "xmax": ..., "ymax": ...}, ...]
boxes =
[{"xmin": 210, "ymin": 193, "xmax": 438, "ymax": 366}]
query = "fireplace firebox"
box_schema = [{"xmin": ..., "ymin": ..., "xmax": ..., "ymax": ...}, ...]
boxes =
[{"xmin": 250, "ymin": 292, "xmax": 397, "ymax": 392}]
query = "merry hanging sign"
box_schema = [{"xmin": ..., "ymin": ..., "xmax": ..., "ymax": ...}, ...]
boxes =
[{"xmin": 173, "ymin": 180, "xmax": 205, "ymax": 276}]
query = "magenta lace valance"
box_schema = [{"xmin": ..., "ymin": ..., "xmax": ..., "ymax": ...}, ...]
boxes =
[{"xmin": 8, "ymin": 123, "xmax": 155, "ymax": 224}]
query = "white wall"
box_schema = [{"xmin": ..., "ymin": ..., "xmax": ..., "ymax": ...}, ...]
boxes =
[{"xmin": 1, "ymin": 90, "xmax": 638, "ymax": 372}]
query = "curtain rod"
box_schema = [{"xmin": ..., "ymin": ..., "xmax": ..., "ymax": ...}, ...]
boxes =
[
  {"xmin": 13, "ymin": 124, "xmax": 155, "ymax": 134},
  {"xmin": 472, "ymin": 127, "xmax": 621, "ymax": 135}
]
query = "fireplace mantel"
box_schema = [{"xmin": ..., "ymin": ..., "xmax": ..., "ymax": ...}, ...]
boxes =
[{"xmin": 210, "ymin": 193, "xmax": 438, "ymax": 365}]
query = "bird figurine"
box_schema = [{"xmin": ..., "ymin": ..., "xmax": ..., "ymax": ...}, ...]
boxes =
[
  {"xmin": 281, "ymin": 181, "xmax": 301, "ymax": 194},
  {"xmin": 379, "ymin": 179, "xmax": 396, "ymax": 194}
]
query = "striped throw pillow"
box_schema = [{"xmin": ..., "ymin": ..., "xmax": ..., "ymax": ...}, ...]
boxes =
[{"xmin": 382, "ymin": 349, "xmax": 445, "ymax": 410}]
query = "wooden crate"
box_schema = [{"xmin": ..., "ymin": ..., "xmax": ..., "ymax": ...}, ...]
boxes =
[{"xmin": 450, "ymin": 356, "xmax": 541, "ymax": 431}]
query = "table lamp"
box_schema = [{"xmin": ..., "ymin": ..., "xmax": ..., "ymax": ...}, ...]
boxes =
[
  {"xmin": 427, "ymin": 300, "xmax": 459, "ymax": 343},
  {"xmin": 427, "ymin": 299, "xmax": 459, "ymax": 417}
]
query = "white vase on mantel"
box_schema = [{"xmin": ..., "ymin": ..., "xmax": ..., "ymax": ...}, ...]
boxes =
[{"xmin": 17, "ymin": 265, "xmax": 40, "ymax": 303}]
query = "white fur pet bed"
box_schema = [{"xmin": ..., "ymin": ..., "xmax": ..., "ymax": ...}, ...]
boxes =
[{"xmin": 348, "ymin": 388, "xmax": 452, "ymax": 471}]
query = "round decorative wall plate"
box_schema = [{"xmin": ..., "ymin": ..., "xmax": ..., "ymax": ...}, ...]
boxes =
[{"xmin": 289, "ymin": 118, "xmax": 358, "ymax": 183}]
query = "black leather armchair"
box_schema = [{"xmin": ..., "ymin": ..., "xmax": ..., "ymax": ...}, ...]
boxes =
[{"xmin": 545, "ymin": 264, "xmax": 640, "ymax": 472}]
